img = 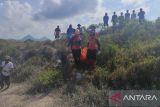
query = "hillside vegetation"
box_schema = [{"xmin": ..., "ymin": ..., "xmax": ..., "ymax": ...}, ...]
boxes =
[{"xmin": 0, "ymin": 19, "xmax": 160, "ymax": 107}]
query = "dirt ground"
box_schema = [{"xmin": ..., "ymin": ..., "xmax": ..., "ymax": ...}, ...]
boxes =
[{"xmin": 0, "ymin": 84, "xmax": 70, "ymax": 107}]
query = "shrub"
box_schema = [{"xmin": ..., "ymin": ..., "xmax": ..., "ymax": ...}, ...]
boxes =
[
  {"xmin": 12, "ymin": 56, "xmax": 48, "ymax": 82},
  {"xmin": 97, "ymin": 44, "xmax": 119, "ymax": 71},
  {"xmin": 64, "ymin": 84, "xmax": 108, "ymax": 107},
  {"xmin": 30, "ymin": 68, "xmax": 62, "ymax": 93}
]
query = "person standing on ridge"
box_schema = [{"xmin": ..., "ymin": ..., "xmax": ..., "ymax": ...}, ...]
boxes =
[
  {"xmin": 131, "ymin": 10, "xmax": 136, "ymax": 20},
  {"xmin": 54, "ymin": 25, "xmax": 61, "ymax": 39},
  {"xmin": 0, "ymin": 56, "xmax": 14, "ymax": 89},
  {"xmin": 111, "ymin": 12, "xmax": 118, "ymax": 31},
  {"xmin": 138, "ymin": 8, "xmax": 145, "ymax": 24},
  {"xmin": 87, "ymin": 26, "xmax": 100, "ymax": 69},
  {"xmin": 125, "ymin": 10, "xmax": 130, "ymax": 22},
  {"xmin": 103, "ymin": 13, "xmax": 109, "ymax": 27},
  {"xmin": 77, "ymin": 24, "xmax": 83, "ymax": 38},
  {"xmin": 67, "ymin": 24, "xmax": 75, "ymax": 41},
  {"xmin": 68, "ymin": 29, "xmax": 82, "ymax": 69},
  {"xmin": 118, "ymin": 12, "xmax": 125, "ymax": 29}
]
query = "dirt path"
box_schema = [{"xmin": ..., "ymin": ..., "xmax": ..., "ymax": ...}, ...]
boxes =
[{"xmin": 0, "ymin": 84, "xmax": 70, "ymax": 107}]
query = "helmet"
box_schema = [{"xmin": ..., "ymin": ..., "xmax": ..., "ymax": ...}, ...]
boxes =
[{"xmin": 75, "ymin": 29, "xmax": 80, "ymax": 35}]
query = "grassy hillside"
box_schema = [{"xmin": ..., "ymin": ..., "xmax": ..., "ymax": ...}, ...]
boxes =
[{"xmin": 0, "ymin": 19, "xmax": 160, "ymax": 107}]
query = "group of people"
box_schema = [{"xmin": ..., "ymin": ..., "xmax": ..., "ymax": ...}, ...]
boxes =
[
  {"xmin": 55, "ymin": 24, "xmax": 101, "ymax": 69},
  {"xmin": 55, "ymin": 8, "xmax": 146, "ymax": 40},
  {"xmin": 53, "ymin": 8, "xmax": 146, "ymax": 69},
  {"xmin": 103, "ymin": 8, "xmax": 145, "ymax": 29},
  {"xmin": 67, "ymin": 25, "xmax": 100, "ymax": 69},
  {"xmin": 54, "ymin": 24, "xmax": 83, "ymax": 40}
]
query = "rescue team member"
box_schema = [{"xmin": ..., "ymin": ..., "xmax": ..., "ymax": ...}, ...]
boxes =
[
  {"xmin": 68, "ymin": 29, "xmax": 82, "ymax": 69},
  {"xmin": 87, "ymin": 26, "xmax": 100, "ymax": 69}
]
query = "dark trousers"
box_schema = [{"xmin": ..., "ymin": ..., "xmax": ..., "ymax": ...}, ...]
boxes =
[
  {"xmin": 139, "ymin": 19, "xmax": 145, "ymax": 24},
  {"xmin": 72, "ymin": 49, "xmax": 81, "ymax": 69},
  {"xmin": 87, "ymin": 49, "xmax": 97, "ymax": 68},
  {"xmin": 104, "ymin": 22, "xmax": 109, "ymax": 27},
  {"xmin": 0, "ymin": 73, "xmax": 10, "ymax": 89},
  {"xmin": 87, "ymin": 49, "xmax": 97, "ymax": 60}
]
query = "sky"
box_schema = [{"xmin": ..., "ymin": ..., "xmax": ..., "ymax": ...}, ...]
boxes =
[{"xmin": 0, "ymin": 0, "xmax": 160, "ymax": 39}]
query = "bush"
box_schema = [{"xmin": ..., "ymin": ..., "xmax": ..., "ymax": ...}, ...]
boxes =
[
  {"xmin": 30, "ymin": 68, "xmax": 62, "ymax": 93},
  {"xmin": 97, "ymin": 44, "xmax": 119, "ymax": 72},
  {"xmin": 64, "ymin": 84, "xmax": 108, "ymax": 107},
  {"xmin": 12, "ymin": 56, "xmax": 48, "ymax": 82}
]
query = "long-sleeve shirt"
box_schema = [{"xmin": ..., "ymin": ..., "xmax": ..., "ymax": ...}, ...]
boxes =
[
  {"xmin": 68, "ymin": 36, "xmax": 82, "ymax": 50},
  {"xmin": 112, "ymin": 15, "xmax": 118, "ymax": 23},
  {"xmin": 67, "ymin": 27, "xmax": 75, "ymax": 39},
  {"xmin": 103, "ymin": 15, "xmax": 109, "ymax": 23}
]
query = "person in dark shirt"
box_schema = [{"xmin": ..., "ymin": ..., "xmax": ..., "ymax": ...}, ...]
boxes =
[
  {"xmin": 112, "ymin": 12, "xmax": 118, "ymax": 31},
  {"xmin": 118, "ymin": 12, "xmax": 125, "ymax": 29},
  {"xmin": 103, "ymin": 13, "xmax": 109, "ymax": 27},
  {"xmin": 131, "ymin": 10, "xmax": 136, "ymax": 20},
  {"xmin": 125, "ymin": 10, "xmax": 130, "ymax": 22},
  {"xmin": 138, "ymin": 8, "xmax": 145, "ymax": 24},
  {"xmin": 77, "ymin": 24, "xmax": 83, "ymax": 36},
  {"xmin": 67, "ymin": 24, "xmax": 75, "ymax": 40},
  {"xmin": 54, "ymin": 26, "xmax": 61, "ymax": 39}
]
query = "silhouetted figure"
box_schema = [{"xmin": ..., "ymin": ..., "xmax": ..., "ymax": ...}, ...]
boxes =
[
  {"xmin": 131, "ymin": 10, "xmax": 136, "ymax": 20},
  {"xmin": 112, "ymin": 12, "xmax": 118, "ymax": 31},
  {"xmin": 125, "ymin": 10, "xmax": 130, "ymax": 22},
  {"xmin": 67, "ymin": 24, "xmax": 75, "ymax": 40},
  {"xmin": 103, "ymin": 13, "xmax": 109, "ymax": 27},
  {"xmin": 77, "ymin": 24, "xmax": 83, "ymax": 37},
  {"xmin": 118, "ymin": 12, "xmax": 125, "ymax": 29},
  {"xmin": 54, "ymin": 26, "xmax": 61, "ymax": 39},
  {"xmin": 138, "ymin": 8, "xmax": 145, "ymax": 24}
]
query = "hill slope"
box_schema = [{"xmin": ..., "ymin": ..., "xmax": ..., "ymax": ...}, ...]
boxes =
[{"xmin": 0, "ymin": 20, "xmax": 160, "ymax": 107}]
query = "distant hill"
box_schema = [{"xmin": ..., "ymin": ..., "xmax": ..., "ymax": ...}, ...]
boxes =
[
  {"xmin": 21, "ymin": 35, "xmax": 35, "ymax": 41},
  {"xmin": 21, "ymin": 35, "xmax": 50, "ymax": 41}
]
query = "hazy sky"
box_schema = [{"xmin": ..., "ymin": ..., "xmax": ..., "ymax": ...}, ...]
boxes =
[{"xmin": 0, "ymin": 0, "xmax": 159, "ymax": 39}]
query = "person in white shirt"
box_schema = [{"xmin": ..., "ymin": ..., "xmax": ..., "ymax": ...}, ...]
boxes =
[{"xmin": 0, "ymin": 56, "xmax": 14, "ymax": 89}]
